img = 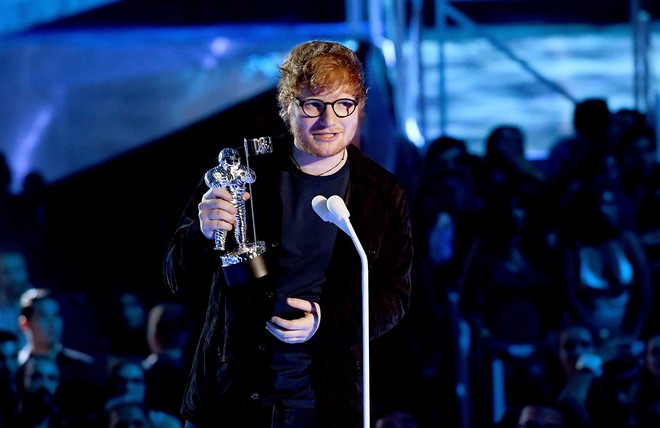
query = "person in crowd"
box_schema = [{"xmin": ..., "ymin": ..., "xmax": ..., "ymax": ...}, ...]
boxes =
[
  {"xmin": 392, "ymin": 135, "xmax": 423, "ymax": 201},
  {"xmin": 475, "ymin": 124, "xmax": 554, "ymax": 249},
  {"xmin": 104, "ymin": 397, "xmax": 153, "ymax": 428},
  {"xmin": 99, "ymin": 285, "xmax": 151, "ymax": 368},
  {"xmin": 413, "ymin": 135, "xmax": 482, "ymax": 289},
  {"xmin": 459, "ymin": 187, "xmax": 558, "ymax": 346},
  {"xmin": 373, "ymin": 406, "xmax": 419, "ymax": 428},
  {"xmin": 0, "ymin": 247, "xmax": 31, "ymax": 345},
  {"xmin": 163, "ymin": 40, "xmax": 413, "ymax": 428},
  {"xmin": 16, "ymin": 169, "xmax": 57, "ymax": 285},
  {"xmin": 402, "ymin": 134, "xmax": 482, "ymax": 427},
  {"xmin": 555, "ymin": 175, "xmax": 652, "ymax": 344},
  {"xmin": 637, "ymin": 332, "xmax": 660, "ymax": 427},
  {"xmin": 612, "ymin": 114, "xmax": 658, "ymax": 233},
  {"xmin": 557, "ymin": 324, "xmax": 598, "ymax": 382},
  {"xmin": 582, "ymin": 345, "xmax": 645, "ymax": 428},
  {"xmin": 606, "ymin": 108, "xmax": 647, "ymax": 156},
  {"xmin": 20, "ymin": 171, "xmax": 49, "ymax": 234},
  {"xmin": 458, "ymin": 185, "xmax": 559, "ymax": 426},
  {"xmin": 141, "ymin": 302, "xmax": 192, "ymax": 422},
  {"xmin": 544, "ymin": 98, "xmax": 612, "ymax": 196},
  {"xmin": 618, "ymin": 124, "xmax": 657, "ymax": 202},
  {"xmin": 553, "ymin": 323, "xmax": 599, "ymax": 424},
  {"xmin": 0, "ymin": 329, "xmax": 21, "ymax": 425},
  {"xmin": 17, "ymin": 355, "xmax": 61, "ymax": 428},
  {"xmin": 0, "ymin": 152, "xmax": 30, "ymax": 248},
  {"xmin": 515, "ymin": 402, "xmax": 568, "ymax": 428},
  {"xmin": 475, "ymin": 124, "xmax": 547, "ymax": 202},
  {"xmin": 17, "ymin": 287, "xmax": 103, "ymax": 427},
  {"xmin": 0, "ymin": 155, "xmax": 53, "ymax": 282},
  {"xmin": 104, "ymin": 359, "xmax": 182, "ymax": 428},
  {"xmin": 550, "ymin": 331, "xmax": 645, "ymax": 428}
]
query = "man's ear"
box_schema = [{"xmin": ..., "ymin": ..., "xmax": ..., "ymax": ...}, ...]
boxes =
[{"xmin": 18, "ymin": 314, "xmax": 29, "ymax": 331}]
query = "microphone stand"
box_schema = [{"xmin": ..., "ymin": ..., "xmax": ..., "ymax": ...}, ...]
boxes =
[{"xmin": 312, "ymin": 195, "xmax": 370, "ymax": 428}]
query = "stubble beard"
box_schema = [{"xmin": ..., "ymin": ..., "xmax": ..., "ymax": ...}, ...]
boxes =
[{"xmin": 292, "ymin": 128, "xmax": 348, "ymax": 159}]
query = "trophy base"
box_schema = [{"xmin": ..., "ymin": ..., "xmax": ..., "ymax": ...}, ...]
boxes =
[{"xmin": 221, "ymin": 241, "xmax": 268, "ymax": 287}]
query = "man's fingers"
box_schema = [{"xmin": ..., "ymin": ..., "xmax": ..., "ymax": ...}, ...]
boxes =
[
  {"xmin": 286, "ymin": 297, "xmax": 316, "ymax": 313},
  {"xmin": 269, "ymin": 315, "xmax": 302, "ymax": 330}
]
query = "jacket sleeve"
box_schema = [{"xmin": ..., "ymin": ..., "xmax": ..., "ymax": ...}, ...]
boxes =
[
  {"xmin": 313, "ymin": 157, "xmax": 414, "ymax": 347},
  {"xmin": 365, "ymin": 180, "xmax": 413, "ymax": 340}
]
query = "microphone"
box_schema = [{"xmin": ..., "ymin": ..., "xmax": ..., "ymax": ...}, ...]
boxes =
[
  {"xmin": 311, "ymin": 195, "xmax": 351, "ymax": 235},
  {"xmin": 311, "ymin": 194, "xmax": 371, "ymax": 428},
  {"xmin": 311, "ymin": 195, "xmax": 331, "ymax": 222},
  {"xmin": 326, "ymin": 195, "xmax": 350, "ymax": 221}
]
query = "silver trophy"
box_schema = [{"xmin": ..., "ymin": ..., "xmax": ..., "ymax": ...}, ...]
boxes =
[{"xmin": 204, "ymin": 137, "xmax": 272, "ymax": 286}]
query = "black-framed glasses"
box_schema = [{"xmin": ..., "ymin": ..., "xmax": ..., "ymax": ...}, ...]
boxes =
[{"xmin": 295, "ymin": 98, "xmax": 358, "ymax": 118}]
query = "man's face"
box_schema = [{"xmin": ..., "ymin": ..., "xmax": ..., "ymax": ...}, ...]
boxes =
[
  {"xmin": 559, "ymin": 326, "xmax": 594, "ymax": 376},
  {"xmin": 24, "ymin": 357, "xmax": 60, "ymax": 395},
  {"xmin": 289, "ymin": 88, "xmax": 361, "ymax": 159},
  {"xmin": 646, "ymin": 335, "xmax": 660, "ymax": 377},
  {"xmin": 28, "ymin": 299, "xmax": 63, "ymax": 349},
  {"xmin": 119, "ymin": 292, "xmax": 145, "ymax": 330},
  {"xmin": 109, "ymin": 404, "xmax": 150, "ymax": 428},
  {"xmin": 115, "ymin": 363, "xmax": 146, "ymax": 401},
  {"xmin": 0, "ymin": 339, "xmax": 18, "ymax": 378},
  {"xmin": 0, "ymin": 252, "xmax": 30, "ymax": 300}
]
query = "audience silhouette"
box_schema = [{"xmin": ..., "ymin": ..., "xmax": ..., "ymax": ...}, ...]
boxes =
[
  {"xmin": 544, "ymin": 98, "xmax": 612, "ymax": 193},
  {"xmin": 0, "ymin": 153, "xmax": 30, "ymax": 249},
  {"xmin": 0, "ymin": 248, "xmax": 32, "ymax": 345},
  {"xmin": 638, "ymin": 332, "xmax": 660, "ymax": 427},
  {"xmin": 582, "ymin": 343, "xmax": 645, "ymax": 428},
  {"xmin": 17, "ymin": 287, "xmax": 104, "ymax": 427},
  {"xmin": 104, "ymin": 359, "xmax": 182, "ymax": 428},
  {"xmin": 141, "ymin": 302, "xmax": 192, "ymax": 422},
  {"xmin": 99, "ymin": 285, "xmax": 151, "ymax": 369},
  {"xmin": 17, "ymin": 355, "xmax": 61, "ymax": 428},
  {"xmin": 0, "ymin": 329, "xmax": 21, "ymax": 426},
  {"xmin": 403, "ymin": 135, "xmax": 483, "ymax": 427},
  {"xmin": 104, "ymin": 397, "xmax": 154, "ymax": 428},
  {"xmin": 554, "ymin": 174, "xmax": 652, "ymax": 344}
]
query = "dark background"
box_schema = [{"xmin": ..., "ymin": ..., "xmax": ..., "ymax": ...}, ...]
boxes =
[{"xmin": 40, "ymin": 89, "xmax": 286, "ymax": 303}]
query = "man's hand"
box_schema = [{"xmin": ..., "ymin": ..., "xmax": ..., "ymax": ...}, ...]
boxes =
[
  {"xmin": 198, "ymin": 188, "xmax": 249, "ymax": 239},
  {"xmin": 266, "ymin": 298, "xmax": 321, "ymax": 344}
]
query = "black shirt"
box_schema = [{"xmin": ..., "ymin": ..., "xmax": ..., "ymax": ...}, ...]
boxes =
[{"xmin": 264, "ymin": 159, "xmax": 349, "ymax": 406}]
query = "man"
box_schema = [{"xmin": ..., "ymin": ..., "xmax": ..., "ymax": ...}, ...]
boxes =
[
  {"xmin": 141, "ymin": 302, "xmax": 192, "ymax": 421},
  {"xmin": 17, "ymin": 355, "xmax": 61, "ymax": 428},
  {"xmin": 105, "ymin": 398, "xmax": 153, "ymax": 428},
  {"xmin": 0, "ymin": 329, "xmax": 20, "ymax": 425},
  {"xmin": 18, "ymin": 288, "xmax": 103, "ymax": 426},
  {"xmin": 0, "ymin": 249, "xmax": 31, "ymax": 342},
  {"xmin": 105, "ymin": 360, "xmax": 182, "ymax": 428},
  {"xmin": 164, "ymin": 40, "xmax": 413, "ymax": 427},
  {"xmin": 17, "ymin": 288, "xmax": 97, "ymax": 376}
]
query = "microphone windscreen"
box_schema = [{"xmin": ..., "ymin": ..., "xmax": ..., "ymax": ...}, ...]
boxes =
[
  {"xmin": 327, "ymin": 195, "xmax": 350, "ymax": 220},
  {"xmin": 312, "ymin": 195, "xmax": 331, "ymax": 222}
]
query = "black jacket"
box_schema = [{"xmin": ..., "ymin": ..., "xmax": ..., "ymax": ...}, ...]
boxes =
[{"xmin": 163, "ymin": 142, "xmax": 413, "ymax": 427}]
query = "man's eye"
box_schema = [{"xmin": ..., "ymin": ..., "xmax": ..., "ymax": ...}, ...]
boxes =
[{"xmin": 305, "ymin": 101, "xmax": 323, "ymax": 109}]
